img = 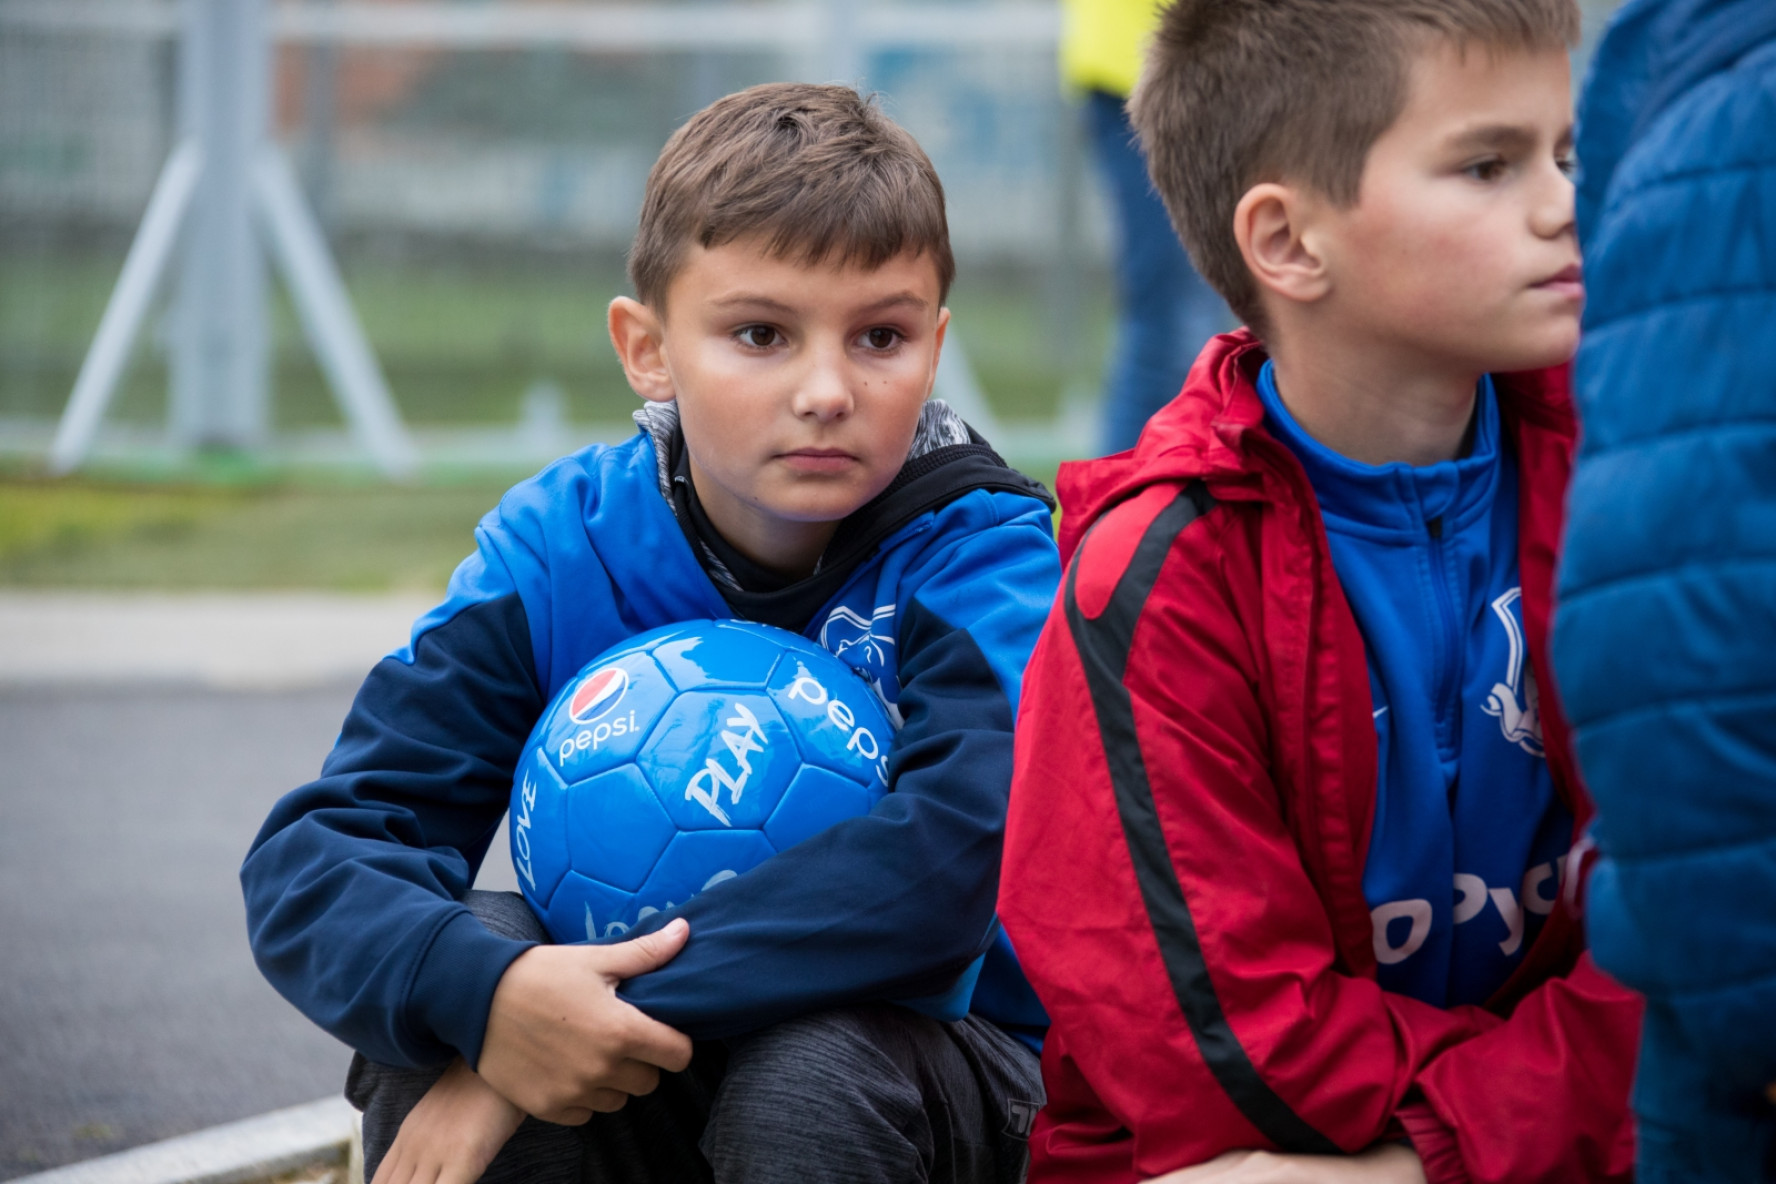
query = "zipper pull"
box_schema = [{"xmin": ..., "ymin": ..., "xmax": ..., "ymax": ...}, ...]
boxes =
[{"xmin": 1427, "ymin": 516, "xmax": 1443, "ymax": 539}]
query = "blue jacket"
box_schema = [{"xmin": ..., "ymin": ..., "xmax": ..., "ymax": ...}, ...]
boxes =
[
  {"xmin": 1553, "ymin": 0, "xmax": 1776, "ymax": 1173},
  {"xmin": 1257, "ymin": 365, "xmax": 1572, "ymax": 1012},
  {"xmin": 242, "ymin": 403, "xmax": 1060, "ymax": 1069}
]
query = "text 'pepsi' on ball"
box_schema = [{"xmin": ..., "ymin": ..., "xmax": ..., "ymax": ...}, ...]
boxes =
[{"xmin": 510, "ymin": 619, "xmax": 896, "ymax": 945}]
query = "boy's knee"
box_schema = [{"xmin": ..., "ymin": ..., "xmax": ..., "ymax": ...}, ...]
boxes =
[
  {"xmin": 725, "ymin": 1004, "xmax": 931, "ymax": 1111},
  {"xmin": 704, "ymin": 1007, "xmax": 932, "ymax": 1182},
  {"xmin": 705, "ymin": 1004, "xmax": 1038, "ymax": 1184},
  {"xmin": 720, "ymin": 1006, "xmax": 934, "ymax": 1132}
]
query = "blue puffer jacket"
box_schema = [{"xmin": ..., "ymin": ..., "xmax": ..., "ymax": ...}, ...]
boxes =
[{"xmin": 1553, "ymin": 0, "xmax": 1776, "ymax": 1177}]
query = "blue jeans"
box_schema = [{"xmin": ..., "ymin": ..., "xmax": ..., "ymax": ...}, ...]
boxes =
[{"xmin": 1085, "ymin": 90, "xmax": 1231, "ymax": 455}]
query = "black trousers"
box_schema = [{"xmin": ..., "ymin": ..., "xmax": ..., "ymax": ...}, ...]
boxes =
[{"xmin": 346, "ymin": 891, "xmax": 1044, "ymax": 1184}]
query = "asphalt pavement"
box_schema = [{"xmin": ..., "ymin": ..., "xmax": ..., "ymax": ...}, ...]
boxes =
[{"xmin": 0, "ymin": 594, "xmax": 518, "ymax": 1180}]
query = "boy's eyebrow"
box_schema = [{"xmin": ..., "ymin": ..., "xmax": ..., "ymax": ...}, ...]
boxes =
[
  {"xmin": 711, "ymin": 293, "xmax": 798, "ymax": 314},
  {"xmin": 852, "ymin": 292, "xmax": 933, "ymax": 315},
  {"xmin": 710, "ymin": 291, "xmax": 932, "ymax": 315},
  {"xmin": 1443, "ymin": 122, "xmax": 1562, "ymax": 154}
]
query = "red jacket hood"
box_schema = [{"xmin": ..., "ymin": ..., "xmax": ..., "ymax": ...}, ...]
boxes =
[{"xmin": 1056, "ymin": 329, "xmax": 1577, "ymax": 565}]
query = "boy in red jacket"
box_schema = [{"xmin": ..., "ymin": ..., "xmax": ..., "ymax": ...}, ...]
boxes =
[{"xmin": 999, "ymin": 2, "xmax": 1643, "ymax": 1182}]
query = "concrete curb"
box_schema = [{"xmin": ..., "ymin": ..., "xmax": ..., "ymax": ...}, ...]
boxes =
[{"xmin": 9, "ymin": 1098, "xmax": 358, "ymax": 1184}]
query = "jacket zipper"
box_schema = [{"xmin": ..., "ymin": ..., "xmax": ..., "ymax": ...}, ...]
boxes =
[{"xmin": 1425, "ymin": 514, "xmax": 1460, "ymax": 765}]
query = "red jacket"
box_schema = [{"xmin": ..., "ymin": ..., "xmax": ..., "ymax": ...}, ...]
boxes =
[{"xmin": 1001, "ymin": 332, "xmax": 1641, "ymax": 1184}]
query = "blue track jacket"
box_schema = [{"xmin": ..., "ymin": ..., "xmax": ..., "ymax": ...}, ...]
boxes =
[
  {"xmin": 1554, "ymin": 1, "xmax": 1776, "ymax": 1176},
  {"xmin": 242, "ymin": 403, "xmax": 1060, "ymax": 1069},
  {"xmin": 1257, "ymin": 365, "xmax": 1572, "ymax": 1011}
]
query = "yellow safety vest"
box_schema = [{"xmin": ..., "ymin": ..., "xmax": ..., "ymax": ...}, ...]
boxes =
[{"xmin": 1059, "ymin": 0, "xmax": 1166, "ymax": 98}]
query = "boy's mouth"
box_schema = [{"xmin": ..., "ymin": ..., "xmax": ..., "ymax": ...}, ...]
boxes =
[
  {"xmin": 1532, "ymin": 264, "xmax": 1584, "ymax": 299},
  {"xmin": 779, "ymin": 447, "xmax": 858, "ymax": 473}
]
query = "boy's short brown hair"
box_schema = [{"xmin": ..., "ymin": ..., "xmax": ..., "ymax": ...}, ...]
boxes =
[
  {"xmin": 1130, "ymin": 0, "xmax": 1578, "ymax": 333},
  {"xmin": 629, "ymin": 82, "xmax": 955, "ymax": 309}
]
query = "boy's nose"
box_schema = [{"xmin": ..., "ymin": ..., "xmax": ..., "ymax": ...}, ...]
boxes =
[
  {"xmin": 792, "ymin": 354, "xmax": 854, "ymax": 422},
  {"xmin": 1531, "ymin": 164, "xmax": 1576, "ymax": 240}
]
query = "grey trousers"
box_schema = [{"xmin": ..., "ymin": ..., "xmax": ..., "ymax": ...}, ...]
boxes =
[{"xmin": 346, "ymin": 891, "xmax": 1044, "ymax": 1184}]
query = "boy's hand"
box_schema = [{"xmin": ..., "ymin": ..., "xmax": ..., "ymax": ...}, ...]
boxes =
[
  {"xmin": 371, "ymin": 1058, "xmax": 525, "ymax": 1184},
  {"xmin": 1144, "ymin": 1144, "xmax": 1426, "ymax": 1184},
  {"xmin": 477, "ymin": 917, "xmax": 694, "ymax": 1125}
]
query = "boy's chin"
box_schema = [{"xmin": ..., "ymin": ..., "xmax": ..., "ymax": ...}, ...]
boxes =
[
  {"xmin": 762, "ymin": 476, "xmax": 896, "ymax": 525},
  {"xmin": 761, "ymin": 493, "xmax": 875, "ymax": 526},
  {"xmin": 1479, "ymin": 323, "xmax": 1581, "ymax": 374}
]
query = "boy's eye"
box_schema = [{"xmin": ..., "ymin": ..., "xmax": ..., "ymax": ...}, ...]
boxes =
[
  {"xmin": 861, "ymin": 327, "xmax": 901, "ymax": 351},
  {"xmin": 738, "ymin": 325, "xmax": 781, "ymax": 348},
  {"xmin": 1464, "ymin": 158, "xmax": 1507, "ymax": 183},
  {"xmin": 1555, "ymin": 152, "xmax": 1577, "ymax": 178}
]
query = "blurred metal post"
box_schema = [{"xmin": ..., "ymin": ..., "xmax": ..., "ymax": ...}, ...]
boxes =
[
  {"xmin": 256, "ymin": 149, "xmax": 418, "ymax": 476},
  {"xmin": 170, "ymin": 0, "xmax": 270, "ymax": 451},
  {"xmin": 49, "ymin": 0, "xmax": 414, "ymax": 477},
  {"xmin": 302, "ymin": 0, "xmax": 339, "ymax": 227},
  {"xmin": 821, "ymin": 0, "xmax": 862, "ymax": 86},
  {"xmin": 48, "ymin": 141, "xmax": 202, "ymax": 474}
]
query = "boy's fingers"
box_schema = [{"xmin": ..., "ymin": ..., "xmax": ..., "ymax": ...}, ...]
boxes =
[
  {"xmin": 602, "ymin": 1057, "xmax": 663, "ymax": 1098},
  {"xmin": 594, "ymin": 917, "xmax": 690, "ymax": 982},
  {"xmin": 371, "ymin": 1144, "xmax": 425, "ymax": 1184},
  {"xmin": 617, "ymin": 1010, "xmax": 694, "ymax": 1073},
  {"xmin": 585, "ymin": 1087, "xmax": 631, "ymax": 1114},
  {"xmin": 536, "ymin": 1103, "xmax": 594, "ymax": 1127},
  {"xmin": 368, "ymin": 1147, "xmax": 400, "ymax": 1184}
]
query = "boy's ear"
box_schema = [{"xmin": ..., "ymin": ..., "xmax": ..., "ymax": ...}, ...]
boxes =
[
  {"xmin": 608, "ymin": 296, "xmax": 675, "ymax": 404},
  {"xmin": 925, "ymin": 306, "xmax": 951, "ymax": 398},
  {"xmin": 1233, "ymin": 182, "xmax": 1332, "ymax": 309}
]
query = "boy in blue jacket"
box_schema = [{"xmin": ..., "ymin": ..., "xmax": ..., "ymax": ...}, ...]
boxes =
[{"xmin": 241, "ymin": 82, "xmax": 1059, "ymax": 1184}]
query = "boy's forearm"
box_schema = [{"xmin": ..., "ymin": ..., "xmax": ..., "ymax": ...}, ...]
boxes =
[
  {"xmin": 244, "ymin": 799, "xmax": 536, "ymax": 1067},
  {"xmin": 242, "ymin": 585, "xmax": 544, "ymax": 1067},
  {"xmin": 1145, "ymin": 1144, "xmax": 1426, "ymax": 1184}
]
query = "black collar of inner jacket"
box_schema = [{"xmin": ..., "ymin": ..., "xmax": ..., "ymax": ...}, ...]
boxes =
[{"xmin": 666, "ymin": 423, "xmax": 1054, "ymax": 634}]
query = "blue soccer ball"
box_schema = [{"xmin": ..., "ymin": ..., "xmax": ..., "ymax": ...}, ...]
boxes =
[{"xmin": 510, "ymin": 619, "xmax": 894, "ymax": 944}]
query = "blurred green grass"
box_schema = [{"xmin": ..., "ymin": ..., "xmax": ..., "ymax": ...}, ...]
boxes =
[
  {"xmin": 0, "ymin": 476, "xmax": 519, "ymax": 591},
  {"xmin": 1, "ymin": 246, "xmax": 1108, "ymax": 430},
  {"xmin": 0, "ymin": 244, "xmax": 1092, "ymax": 591}
]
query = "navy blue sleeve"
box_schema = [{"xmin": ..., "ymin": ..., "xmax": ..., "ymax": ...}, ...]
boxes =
[
  {"xmin": 241, "ymin": 569, "xmax": 545, "ymax": 1069},
  {"xmin": 615, "ymin": 494, "xmax": 1061, "ymax": 1038},
  {"xmin": 1555, "ymin": 41, "xmax": 1776, "ymax": 1090}
]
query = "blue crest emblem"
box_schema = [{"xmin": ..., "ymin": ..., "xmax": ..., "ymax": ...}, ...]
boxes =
[
  {"xmin": 1481, "ymin": 587, "xmax": 1544, "ymax": 757},
  {"xmin": 819, "ymin": 604, "xmax": 903, "ymax": 726}
]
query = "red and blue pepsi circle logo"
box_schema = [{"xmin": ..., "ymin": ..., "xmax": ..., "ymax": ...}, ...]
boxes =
[{"xmin": 569, "ymin": 666, "xmax": 629, "ymax": 723}]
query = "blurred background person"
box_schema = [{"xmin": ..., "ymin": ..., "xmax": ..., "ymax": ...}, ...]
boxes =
[
  {"xmin": 1060, "ymin": 0, "xmax": 1229, "ymax": 455},
  {"xmin": 1552, "ymin": 0, "xmax": 1776, "ymax": 1179}
]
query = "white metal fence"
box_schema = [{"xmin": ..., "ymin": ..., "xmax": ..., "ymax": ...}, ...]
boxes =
[
  {"xmin": 0, "ymin": 0, "xmax": 1077, "ymax": 257},
  {"xmin": 0, "ymin": 0, "xmax": 1633, "ymax": 471}
]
